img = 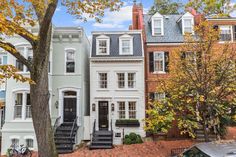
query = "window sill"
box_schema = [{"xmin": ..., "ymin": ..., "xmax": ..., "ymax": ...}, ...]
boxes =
[
  {"xmin": 115, "ymin": 89, "xmax": 138, "ymax": 91},
  {"xmin": 96, "ymin": 89, "xmax": 110, "ymax": 92},
  {"xmin": 64, "ymin": 73, "xmax": 77, "ymax": 76},
  {"xmin": 152, "ymin": 71, "xmax": 167, "ymax": 74},
  {"xmin": 96, "ymin": 53, "xmax": 109, "ymax": 56}
]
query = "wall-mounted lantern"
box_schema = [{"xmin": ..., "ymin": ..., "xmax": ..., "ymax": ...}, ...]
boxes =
[
  {"xmin": 92, "ymin": 103, "xmax": 96, "ymax": 111},
  {"xmin": 55, "ymin": 101, "xmax": 58, "ymax": 109},
  {"xmin": 111, "ymin": 103, "xmax": 114, "ymax": 112}
]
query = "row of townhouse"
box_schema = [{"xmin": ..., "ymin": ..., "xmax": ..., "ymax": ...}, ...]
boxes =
[{"xmin": 0, "ymin": 1, "xmax": 236, "ymax": 154}]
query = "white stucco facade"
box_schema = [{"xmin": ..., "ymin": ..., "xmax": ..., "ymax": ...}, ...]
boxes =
[
  {"xmin": 1, "ymin": 26, "xmax": 90, "ymax": 155},
  {"xmin": 90, "ymin": 31, "xmax": 145, "ymax": 145}
]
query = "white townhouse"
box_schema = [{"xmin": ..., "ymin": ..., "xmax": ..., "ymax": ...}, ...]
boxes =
[
  {"xmin": 89, "ymin": 31, "xmax": 145, "ymax": 148},
  {"xmin": 1, "ymin": 26, "xmax": 90, "ymax": 154}
]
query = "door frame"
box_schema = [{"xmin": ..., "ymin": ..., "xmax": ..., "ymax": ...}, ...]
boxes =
[
  {"xmin": 58, "ymin": 87, "xmax": 80, "ymax": 125},
  {"xmin": 98, "ymin": 101, "xmax": 109, "ymax": 130}
]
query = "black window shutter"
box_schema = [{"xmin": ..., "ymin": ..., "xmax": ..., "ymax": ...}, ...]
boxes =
[
  {"xmin": 181, "ymin": 51, "xmax": 186, "ymax": 60},
  {"xmin": 149, "ymin": 92, "xmax": 155, "ymax": 101},
  {"xmin": 164, "ymin": 52, "xmax": 169, "ymax": 73},
  {"xmin": 149, "ymin": 52, "xmax": 154, "ymax": 72},
  {"xmin": 234, "ymin": 26, "xmax": 236, "ymax": 40}
]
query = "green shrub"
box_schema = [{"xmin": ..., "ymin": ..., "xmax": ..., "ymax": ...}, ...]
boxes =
[{"xmin": 123, "ymin": 132, "xmax": 143, "ymax": 145}]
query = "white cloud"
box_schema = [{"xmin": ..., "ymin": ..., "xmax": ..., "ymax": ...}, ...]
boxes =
[{"xmin": 93, "ymin": 23, "xmax": 125, "ymax": 29}]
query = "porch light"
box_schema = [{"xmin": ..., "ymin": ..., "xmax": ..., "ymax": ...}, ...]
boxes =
[
  {"xmin": 55, "ymin": 101, "xmax": 58, "ymax": 109},
  {"xmin": 92, "ymin": 103, "xmax": 96, "ymax": 111},
  {"xmin": 111, "ymin": 103, "xmax": 114, "ymax": 112}
]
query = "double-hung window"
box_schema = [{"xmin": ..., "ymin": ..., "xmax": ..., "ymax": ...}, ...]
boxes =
[
  {"xmin": 128, "ymin": 73, "xmax": 136, "ymax": 88},
  {"xmin": 183, "ymin": 19, "xmax": 193, "ymax": 34},
  {"xmin": 117, "ymin": 72, "xmax": 136, "ymax": 89},
  {"xmin": 219, "ymin": 25, "xmax": 232, "ymax": 41},
  {"xmin": 119, "ymin": 35, "xmax": 133, "ymax": 55},
  {"xmin": 11, "ymin": 138, "xmax": 19, "ymax": 146},
  {"xmin": 117, "ymin": 73, "xmax": 125, "ymax": 88},
  {"xmin": 96, "ymin": 36, "xmax": 110, "ymax": 55},
  {"xmin": 99, "ymin": 73, "xmax": 107, "ymax": 89},
  {"xmin": 14, "ymin": 92, "xmax": 31, "ymax": 120},
  {"xmin": 26, "ymin": 139, "xmax": 34, "ymax": 148},
  {"xmin": 118, "ymin": 102, "xmax": 126, "ymax": 119},
  {"xmin": 154, "ymin": 52, "xmax": 165, "ymax": 72},
  {"xmin": 15, "ymin": 46, "xmax": 33, "ymax": 72},
  {"xmin": 14, "ymin": 93, "xmax": 23, "ymax": 119},
  {"xmin": 66, "ymin": 50, "xmax": 75, "ymax": 73},
  {"xmin": 118, "ymin": 101, "xmax": 137, "ymax": 119},
  {"xmin": 153, "ymin": 19, "xmax": 162, "ymax": 36},
  {"xmin": 128, "ymin": 102, "xmax": 136, "ymax": 119}
]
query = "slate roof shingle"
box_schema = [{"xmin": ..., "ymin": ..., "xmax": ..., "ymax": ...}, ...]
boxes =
[
  {"xmin": 144, "ymin": 14, "xmax": 185, "ymax": 43},
  {"xmin": 91, "ymin": 33, "xmax": 143, "ymax": 57}
]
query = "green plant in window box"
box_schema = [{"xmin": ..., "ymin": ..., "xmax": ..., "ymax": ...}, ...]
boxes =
[
  {"xmin": 144, "ymin": 100, "xmax": 175, "ymax": 141},
  {"xmin": 115, "ymin": 119, "xmax": 140, "ymax": 127}
]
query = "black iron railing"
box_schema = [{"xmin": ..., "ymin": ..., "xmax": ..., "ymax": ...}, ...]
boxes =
[
  {"xmin": 110, "ymin": 119, "xmax": 113, "ymax": 145},
  {"xmin": 53, "ymin": 116, "xmax": 61, "ymax": 134},
  {"xmin": 70, "ymin": 116, "xmax": 78, "ymax": 145}
]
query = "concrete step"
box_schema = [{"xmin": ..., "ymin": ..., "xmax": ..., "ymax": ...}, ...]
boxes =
[{"xmin": 89, "ymin": 145, "xmax": 113, "ymax": 149}]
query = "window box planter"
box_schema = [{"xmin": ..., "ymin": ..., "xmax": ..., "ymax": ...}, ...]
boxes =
[{"xmin": 115, "ymin": 119, "xmax": 140, "ymax": 127}]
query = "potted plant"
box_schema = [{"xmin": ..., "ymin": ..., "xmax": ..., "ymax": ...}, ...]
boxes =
[{"xmin": 144, "ymin": 100, "xmax": 175, "ymax": 141}]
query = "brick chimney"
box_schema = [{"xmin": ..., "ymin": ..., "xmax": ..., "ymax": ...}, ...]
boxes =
[
  {"xmin": 187, "ymin": 7, "xmax": 205, "ymax": 25},
  {"xmin": 130, "ymin": 0, "xmax": 144, "ymax": 30}
]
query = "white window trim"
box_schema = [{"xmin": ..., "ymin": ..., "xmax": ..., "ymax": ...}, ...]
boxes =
[
  {"xmin": 218, "ymin": 25, "xmax": 234, "ymax": 43},
  {"xmin": 97, "ymin": 72, "xmax": 109, "ymax": 90},
  {"xmin": 116, "ymin": 72, "xmax": 136, "ymax": 89},
  {"xmin": 152, "ymin": 17, "xmax": 164, "ymax": 36},
  {"xmin": 181, "ymin": 12, "xmax": 194, "ymax": 35},
  {"xmin": 119, "ymin": 35, "xmax": 134, "ymax": 55},
  {"xmin": 153, "ymin": 51, "xmax": 166, "ymax": 74},
  {"xmin": 13, "ymin": 90, "xmax": 31, "ymax": 121},
  {"xmin": 117, "ymin": 101, "xmax": 137, "ymax": 120},
  {"xmin": 64, "ymin": 48, "xmax": 76, "ymax": 74},
  {"xmin": 96, "ymin": 35, "xmax": 110, "ymax": 55}
]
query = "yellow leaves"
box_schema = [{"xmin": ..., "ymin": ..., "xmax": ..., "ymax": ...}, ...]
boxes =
[
  {"xmin": 199, "ymin": 95, "xmax": 205, "ymax": 102},
  {"xmin": 0, "ymin": 65, "xmax": 34, "ymax": 84}
]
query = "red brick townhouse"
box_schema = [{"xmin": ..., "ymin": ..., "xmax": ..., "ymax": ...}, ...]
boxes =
[{"xmin": 130, "ymin": 2, "xmax": 236, "ymax": 137}]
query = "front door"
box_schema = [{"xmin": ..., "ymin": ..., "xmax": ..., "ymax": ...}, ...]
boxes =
[
  {"xmin": 99, "ymin": 101, "xmax": 108, "ymax": 130},
  {"xmin": 64, "ymin": 98, "xmax": 76, "ymax": 122}
]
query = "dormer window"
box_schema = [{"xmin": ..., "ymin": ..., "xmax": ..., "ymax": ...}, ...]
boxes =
[
  {"xmin": 183, "ymin": 19, "xmax": 193, "ymax": 33},
  {"xmin": 96, "ymin": 35, "xmax": 110, "ymax": 55},
  {"xmin": 119, "ymin": 34, "xmax": 133, "ymax": 55},
  {"xmin": 181, "ymin": 12, "xmax": 194, "ymax": 35},
  {"xmin": 151, "ymin": 12, "xmax": 164, "ymax": 36}
]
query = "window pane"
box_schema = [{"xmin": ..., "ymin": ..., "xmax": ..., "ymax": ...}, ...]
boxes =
[
  {"xmin": 154, "ymin": 93, "xmax": 165, "ymax": 101},
  {"xmin": 26, "ymin": 94, "xmax": 31, "ymax": 118},
  {"xmin": 16, "ymin": 60, "xmax": 24, "ymax": 71},
  {"xmin": 66, "ymin": 62, "xmax": 75, "ymax": 73},
  {"xmin": 99, "ymin": 73, "xmax": 107, "ymax": 88},
  {"xmin": 14, "ymin": 93, "xmax": 23, "ymax": 119},
  {"xmin": 154, "ymin": 19, "xmax": 161, "ymax": 27},
  {"xmin": 26, "ymin": 139, "xmax": 33, "ymax": 148},
  {"xmin": 121, "ymin": 40, "xmax": 131, "ymax": 54},
  {"xmin": 118, "ymin": 102, "xmax": 125, "ymax": 119},
  {"xmin": 15, "ymin": 93, "xmax": 23, "ymax": 105},
  {"xmin": 98, "ymin": 40, "xmax": 108, "ymax": 54},
  {"xmin": 220, "ymin": 26, "xmax": 232, "ymax": 41},
  {"xmin": 128, "ymin": 73, "xmax": 135, "ymax": 88},
  {"xmin": 117, "ymin": 73, "xmax": 125, "ymax": 88},
  {"xmin": 11, "ymin": 139, "xmax": 19, "ymax": 146},
  {"xmin": 184, "ymin": 19, "xmax": 192, "ymax": 33},
  {"xmin": 154, "ymin": 52, "xmax": 164, "ymax": 72},
  {"xmin": 128, "ymin": 102, "xmax": 136, "ymax": 119},
  {"xmin": 67, "ymin": 51, "xmax": 75, "ymax": 61}
]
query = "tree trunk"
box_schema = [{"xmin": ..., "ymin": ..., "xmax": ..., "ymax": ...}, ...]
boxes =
[{"xmin": 30, "ymin": 24, "xmax": 58, "ymax": 157}]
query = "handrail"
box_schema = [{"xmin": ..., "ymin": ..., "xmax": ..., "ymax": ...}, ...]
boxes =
[
  {"xmin": 110, "ymin": 119, "xmax": 113, "ymax": 145},
  {"xmin": 53, "ymin": 116, "xmax": 61, "ymax": 134},
  {"xmin": 93, "ymin": 119, "xmax": 96, "ymax": 134},
  {"xmin": 70, "ymin": 116, "xmax": 78, "ymax": 145}
]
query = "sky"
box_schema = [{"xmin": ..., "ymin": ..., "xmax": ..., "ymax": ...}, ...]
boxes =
[
  {"xmin": 52, "ymin": 0, "xmax": 154, "ymax": 37},
  {"xmin": 52, "ymin": 0, "xmax": 236, "ymax": 38}
]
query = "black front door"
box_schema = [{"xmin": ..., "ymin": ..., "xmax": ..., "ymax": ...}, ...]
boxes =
[
  {"xmin": 64, "ymin": 98, "xmax": 76, "ymax": 122},
  {"xmin": 99, "ymin": 101, "xmax": 108, "ymax": 130}
]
